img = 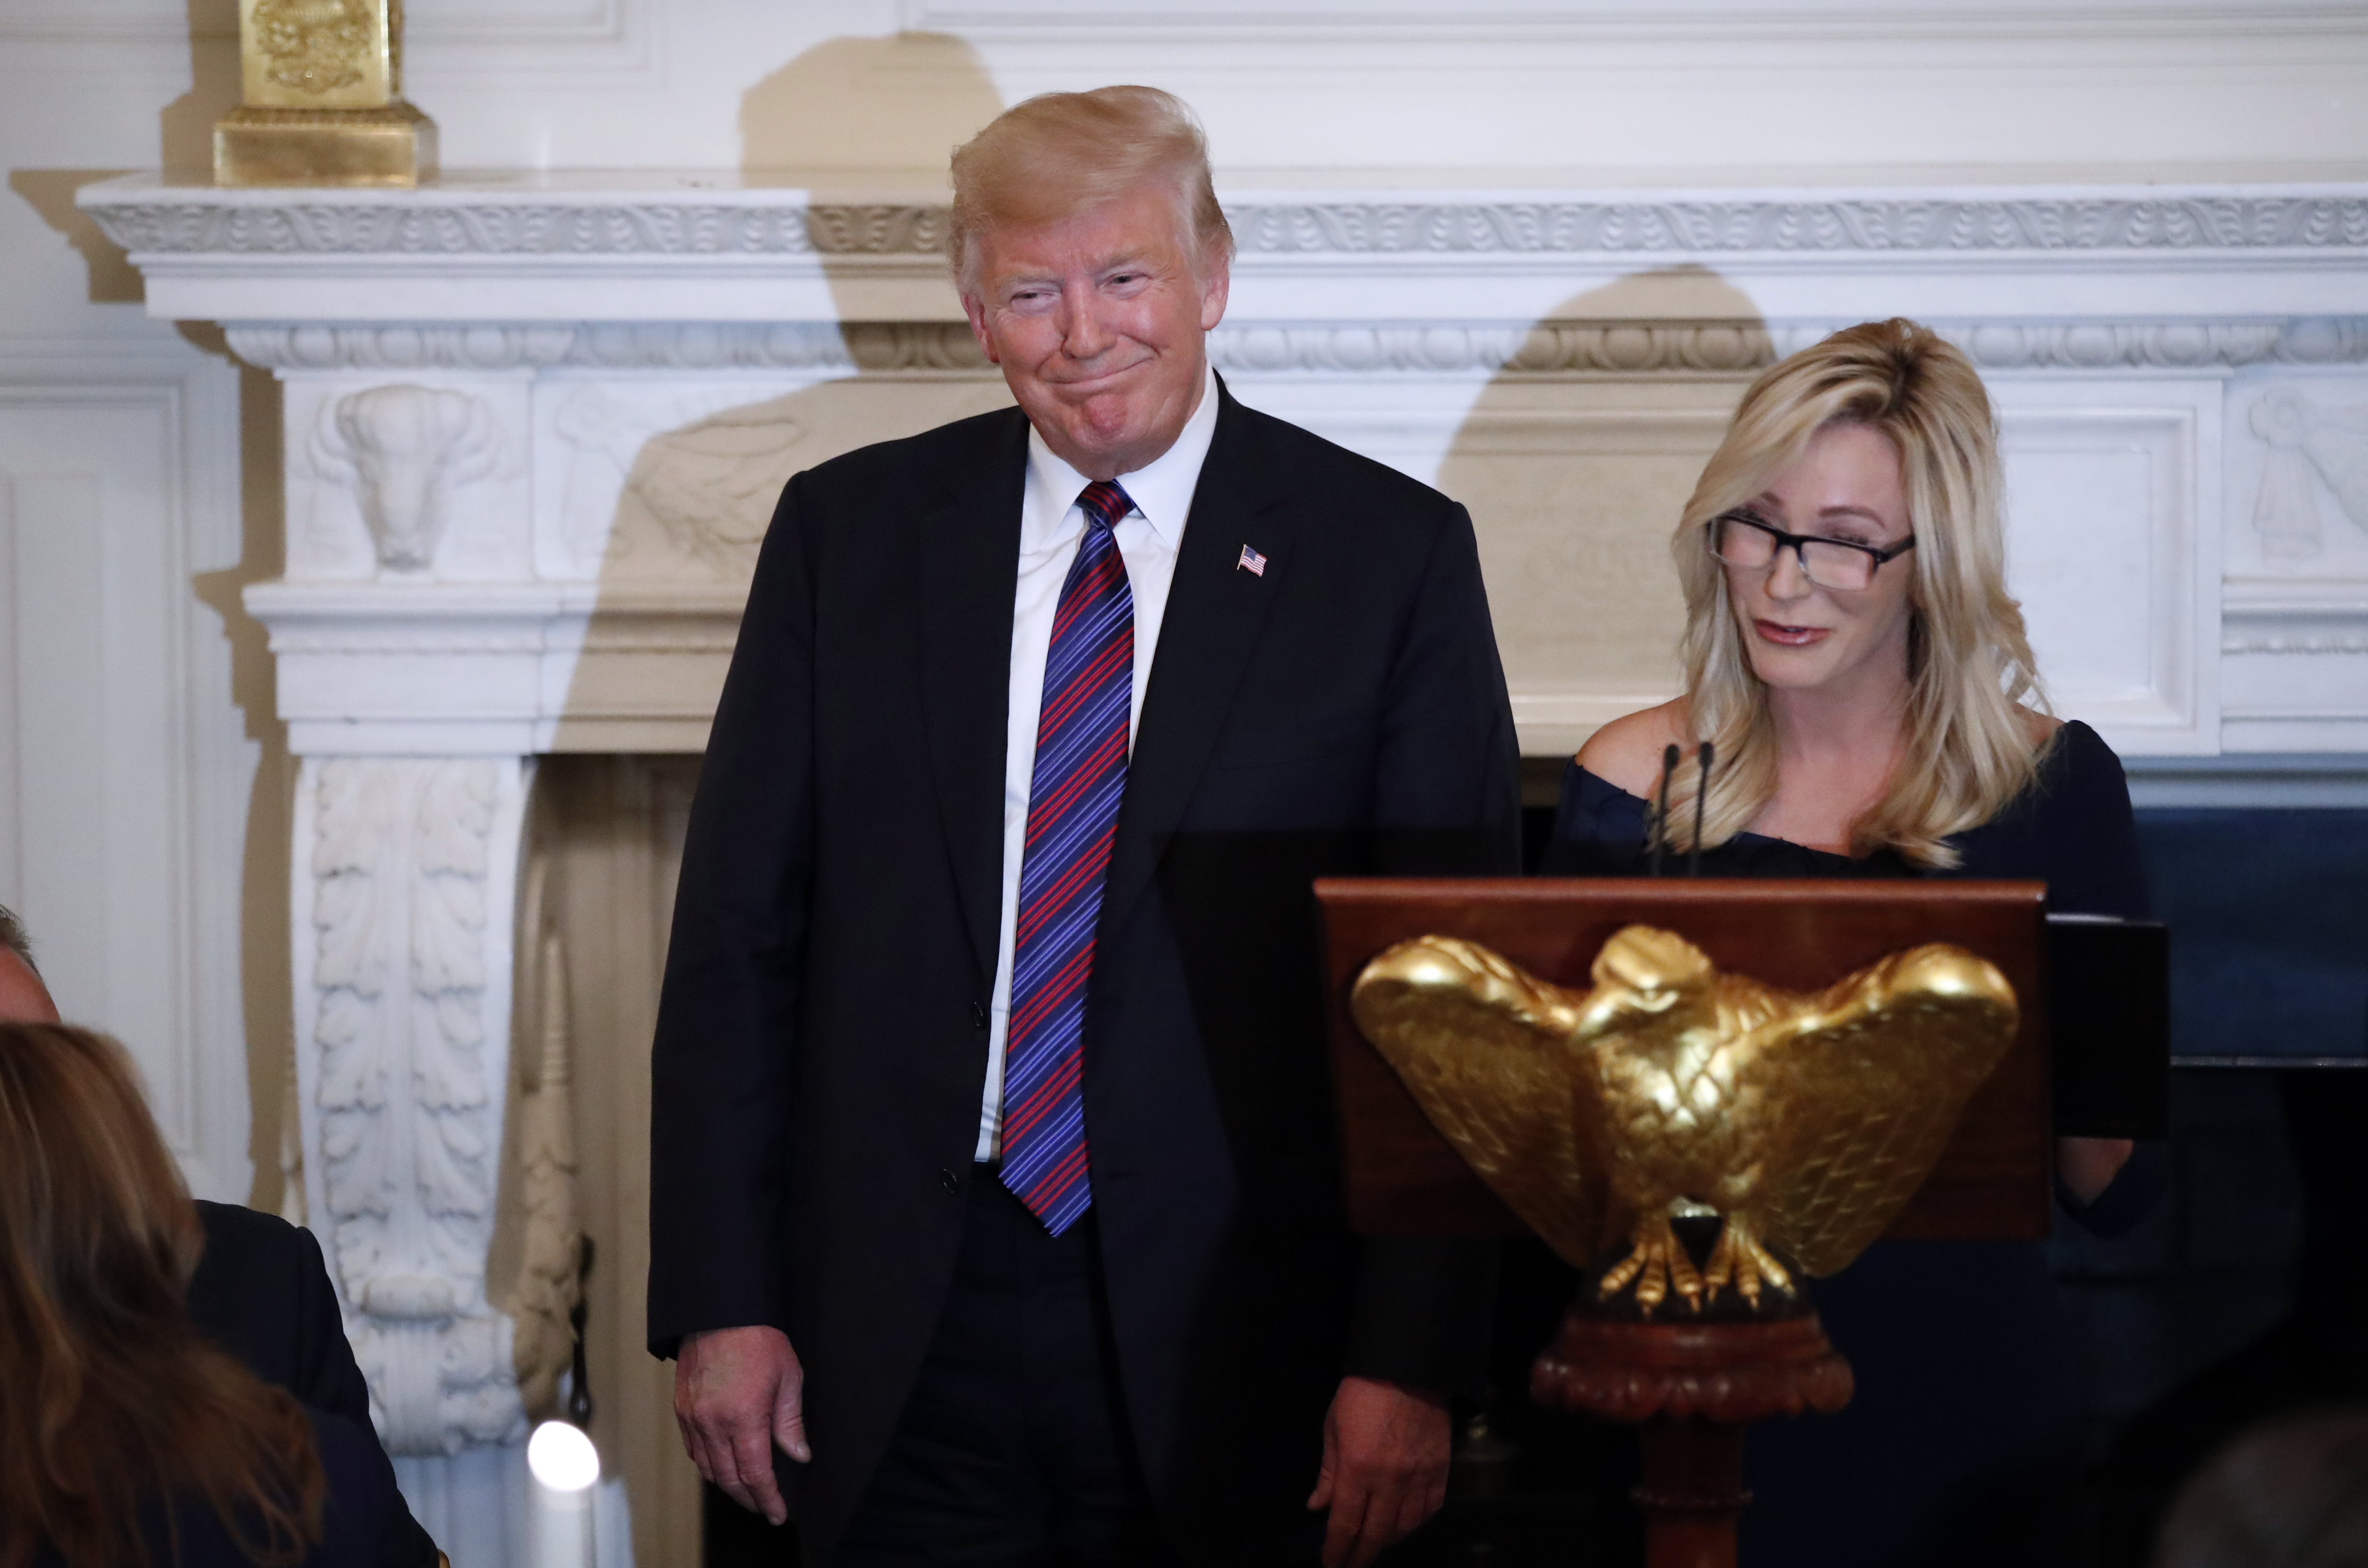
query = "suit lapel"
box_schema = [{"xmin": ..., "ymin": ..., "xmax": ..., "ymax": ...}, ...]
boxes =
[
  {"xmin": 1100, "ymin": 384, "xmax": 1293, "ymax": 941},
  {"xmin": 918, "ymin": 410, "xmax": 1031, "ymax": 987}
]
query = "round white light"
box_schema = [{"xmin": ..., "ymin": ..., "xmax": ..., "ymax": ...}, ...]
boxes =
[{"xmin": 527, "ymin": 1420, "xmax": 600, "ymax": 1493}]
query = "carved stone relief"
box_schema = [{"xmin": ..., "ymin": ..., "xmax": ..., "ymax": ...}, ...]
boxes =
[
  {"xmin": 2248, "ymin": 386, "xmax": 2368, "ymax": 563},
  {"xmin": 331, "ymin": 385, "xmax": 503, "ymax": 571},
  {"xmin": 505, "ymin": 842, "xmax": 584, "ymax": 1424},
  {"xmin": 292, "ymin": 379, "xmax": 527, "ymax": 580},
  {"xmin": 544, "ymin": 382, "xmax": 809, "ymax": 579},
  {"xmin": 299, "ymin": 756, "xmax": 529, "ymax": 1454},
  {"xmin": 539, "ymin": 378, "xmax": 1013, "ymax": 584}
]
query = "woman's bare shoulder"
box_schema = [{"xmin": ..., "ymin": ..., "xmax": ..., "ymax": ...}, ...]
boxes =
[
  {"xmin": 2018, "ymin": 704, "xmax": 2064, "ymax": 746},
  {"xmin": 1575, "ymin": 701, "xmax": 1691, "ymax": 799}
]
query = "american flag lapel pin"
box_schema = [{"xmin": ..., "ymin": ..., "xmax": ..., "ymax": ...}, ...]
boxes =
[{"xmin": 1237, "ymin": 544, "xmax": 1268, "ymax": 577}]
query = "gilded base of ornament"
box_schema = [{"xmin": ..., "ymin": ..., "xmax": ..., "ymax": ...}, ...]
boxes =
[{"xmin": 213, "ymin": 102, "xmax": 437, "ymax": 188}]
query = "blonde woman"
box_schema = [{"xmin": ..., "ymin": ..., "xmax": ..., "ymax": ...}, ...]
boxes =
[{"xmin": 1542, "ymin": 319, "xmax": 2152, "ymax": 1568}]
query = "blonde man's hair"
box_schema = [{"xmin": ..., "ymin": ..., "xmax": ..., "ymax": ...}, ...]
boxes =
[
  {"xmin": 1665, "ymin": 318, "xmax": 2050, "ymax": 868},
  {"xmin": 948, "ymin": 85, "xmax": 1234, "ymax": 295}
]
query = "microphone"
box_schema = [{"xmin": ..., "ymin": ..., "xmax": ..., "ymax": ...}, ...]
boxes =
[
  {"xmin": 1688, "ymin": 741, "xmax": 1714, "ymax": 877},
  {"xmin": 1650, "ymin": 743, "xmax": 1679, "ymax": 878}
]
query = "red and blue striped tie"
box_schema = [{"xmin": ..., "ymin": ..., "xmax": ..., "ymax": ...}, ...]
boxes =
[{"xmin": 1001, "ymin": 480, "xmax": 1135, "ymax": 1234}]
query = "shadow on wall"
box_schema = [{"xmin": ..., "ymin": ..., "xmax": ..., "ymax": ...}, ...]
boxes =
[
  {"xmin": 5, "ymin": 0, "xmax": 236, "ymax": 301},
  {"xmin": 5, "ymin": 173, "xmax": 145, "ymax": 304},
  {"xmin": 741, "ymin": 32, "xmax": 1007, "ymax": 180},
  {"xmin": 1430, "ymin": 268, "xmax": 1772, "ymax": 788},
  {"xmin": 179, "ymin": 326, "xmax": 298, "ymax": 1221},
  {"xmin": 161, "ymin": 0, "xmax": 242, "ymax": 176},
  {"xmin": 512, "ymin": 34, "xmax": 1014, "ymax": 1568}
]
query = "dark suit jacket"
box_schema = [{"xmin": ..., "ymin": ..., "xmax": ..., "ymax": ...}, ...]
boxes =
[
  {"xmin": 648, "ymin": 379, "xmax": 1521, "ymax": 1561},
  {"xmin": 190, "ymin": 1201, "xmax": 440, "ymax": 1568},
  {"xmin": 30, "ymin": 1411, "xmax": 403, "ymax": 1568}
]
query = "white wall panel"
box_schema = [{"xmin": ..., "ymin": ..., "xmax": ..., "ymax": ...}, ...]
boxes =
[
  {"xmin": 0, "ymin": 351, "xmax": 252, "ymax": 1200},
  {"xmin": 1995, "ymin": 382, "xmax": 2222, "ymax": 753}
]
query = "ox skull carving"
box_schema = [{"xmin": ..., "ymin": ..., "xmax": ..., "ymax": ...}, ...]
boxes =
[{"xmin": 322, "ymin": 384, "xmax": 503, "ymax": 573}]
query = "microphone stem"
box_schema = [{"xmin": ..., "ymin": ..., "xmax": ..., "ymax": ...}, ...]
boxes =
[
  {"xmin": 1650, "ymin": 743, "xmax": 1678, "ymax": 878},
  {"xmin": 1688, "ymin": 741, "xmax": 1714, "ymax": 877}
]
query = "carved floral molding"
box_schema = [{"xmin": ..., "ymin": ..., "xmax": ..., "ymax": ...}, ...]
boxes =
[
  {"xmin": 297, "ymin": 756, "xmax": 528, "ymax": 1455},
  {"xmin": 79, "ymin": 188, "xmax": 2368, "ymax": 258},
  {"xmin": 220, "ymin": 317, "xmax": 2368, "ymax": 375}
]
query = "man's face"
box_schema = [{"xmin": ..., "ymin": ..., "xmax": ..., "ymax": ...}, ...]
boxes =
[
  {"xmin": 962, "ymin": 184, "xmax": 1229, "ymax": 481},
  {"xmin": 0, "ymin": 948, "xmax": 59, "ymax": 1024}
]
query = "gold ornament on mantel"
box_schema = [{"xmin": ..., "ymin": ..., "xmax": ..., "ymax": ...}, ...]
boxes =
[
  {"xmin": 215, "ymin": 0, "xmax": 436, "ymax": 187},
  {"xmin": 1351, "ymin": 925, "xmax": 2016, "ymax": 1318}
]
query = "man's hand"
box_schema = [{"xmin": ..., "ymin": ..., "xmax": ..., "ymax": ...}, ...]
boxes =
[
  {"xmin": 2059, "ymin": 1135, "xmax": 2134, "ymax": 1206},
  {"xmin": 1305, "ymin": 1375, "xmax": 1451, "ymax": 1568},
  {"xmin": 674, "ymin": 1324, "xmax": 809, "ymax": 1526}
]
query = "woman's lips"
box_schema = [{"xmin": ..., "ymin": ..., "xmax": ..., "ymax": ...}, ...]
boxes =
[{"xmin": 1753, "ymin": 619, "xmax": 1831, "ymax": 647}]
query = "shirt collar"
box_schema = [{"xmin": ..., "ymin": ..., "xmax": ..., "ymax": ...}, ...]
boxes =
[{"xmin": 1023, "ymin": 361, "xmax": 1220, "ymax": 552}]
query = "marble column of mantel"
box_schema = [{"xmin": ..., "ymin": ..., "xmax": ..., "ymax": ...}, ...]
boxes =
[{"xmin": 76, "ymin": 172, "xmax": 2368, "ymax": 1513}]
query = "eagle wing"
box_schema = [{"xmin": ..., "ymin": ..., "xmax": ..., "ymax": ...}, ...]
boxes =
[
  {"xmin": 1742, "ymin": 944, "xmax": 2019, "ymax": 1276},
  {"xmin": 1350, "ymin": 936, "xmax": 1605, "ymax": 1267}
]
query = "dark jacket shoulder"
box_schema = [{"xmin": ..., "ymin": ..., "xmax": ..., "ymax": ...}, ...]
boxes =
[
  {"xmin": 1229, "ymin": 395, "xmax": 1467, "ymax": 533},
  {"xmin": 190, "ymin": 1200, "xmax": 359, "ymax": 1416}
]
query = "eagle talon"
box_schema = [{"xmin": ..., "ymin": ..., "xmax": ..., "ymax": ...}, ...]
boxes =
[
  {"xmin": 1701, "ymin": 1213, "xmax": 1795, "ymax": 1310},
  {"xmin": 1597, "ymin": 1216, "xmax": 1704, "ymax": 1318}
]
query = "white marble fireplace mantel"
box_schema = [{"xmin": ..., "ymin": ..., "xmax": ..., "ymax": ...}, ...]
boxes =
[{"xmin": 76, "ymin": 170, "xmax": 2368, "ymax": 1556}]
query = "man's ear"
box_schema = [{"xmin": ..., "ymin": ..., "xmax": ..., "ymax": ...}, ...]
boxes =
[
  {"xmin": 1198, "ymin": 248, "xmax": 1230, "ymax": 332},
  {"xmin": 960, "ymin": 288, "xmax": 1002, "ymax": 366}
]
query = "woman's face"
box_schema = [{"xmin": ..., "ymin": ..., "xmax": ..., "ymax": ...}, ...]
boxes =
[{"xmin": 1723, "ymin": 421, "xmax": 1918, "ymax": 700}]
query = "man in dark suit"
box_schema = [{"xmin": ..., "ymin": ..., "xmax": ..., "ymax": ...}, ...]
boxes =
[{"xmin": 652, "ymin": 85, "xmax": 1520, "ymax": 1567}]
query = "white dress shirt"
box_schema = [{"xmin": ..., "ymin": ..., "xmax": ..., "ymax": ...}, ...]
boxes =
[{"xmin": 974, "ymin": 364, "xmax": 1222, "ymax": 1160}]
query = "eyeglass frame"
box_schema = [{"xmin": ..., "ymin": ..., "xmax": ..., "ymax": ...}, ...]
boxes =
[{"xmin": 1705, "ymin": 509, "xmax": 1917, "ymax": 591}]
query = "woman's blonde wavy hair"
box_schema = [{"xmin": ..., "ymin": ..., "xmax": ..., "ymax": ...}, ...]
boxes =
[{"xmin": 1665, "ymin": 318, "xmax": 2049, "ymax": 868}]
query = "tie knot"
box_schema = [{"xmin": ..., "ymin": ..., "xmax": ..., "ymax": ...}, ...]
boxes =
[{"xmin": 1077, "ymin": 480, "xmax": 1134, "ymax": 535}]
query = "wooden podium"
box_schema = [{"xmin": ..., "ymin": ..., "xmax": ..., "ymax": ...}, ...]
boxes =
[{"xmin": 1316, "ymin": 878, "xmax": 2055, "ymax": 1568}]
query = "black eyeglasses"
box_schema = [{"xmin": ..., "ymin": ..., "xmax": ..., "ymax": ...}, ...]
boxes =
[{"xmin": 1706, "ymin": 511, "xmax": 1916, "ymax": 592}]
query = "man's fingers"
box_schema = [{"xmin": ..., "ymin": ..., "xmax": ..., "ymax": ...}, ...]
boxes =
[
  {"xmin": 1321, "ymin": 1474, "xmax": 1376, "ymax": 1568},
  {"xmin": 729, "ymin": 1420, "xmax": 787, "ymax": 1526},
  {"xmin": 773, "ymin": 1367, "xmax": 812, "ymax": 1466},
  {"xmin": 672, "ymin": 1326, "xmax": 804, "ymax": 1521},
  {"xmin": 1393, "ymin": 1474, "xmax": 1438, "ymax": 1541},
  {"xmin": 704, "ymin": 1413, "xmax": 760, "ymax": 1513}
]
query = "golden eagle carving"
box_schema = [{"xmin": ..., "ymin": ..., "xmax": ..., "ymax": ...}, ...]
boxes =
[{"xmin": 1350, "ymin": 927, "xmax": 2017, "ymax": 1317}]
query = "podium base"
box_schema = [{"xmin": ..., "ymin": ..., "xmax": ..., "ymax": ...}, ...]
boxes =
[{"xmin": 1532, "ymin": 1310, "xmax": 1853, "ymax": 1568}]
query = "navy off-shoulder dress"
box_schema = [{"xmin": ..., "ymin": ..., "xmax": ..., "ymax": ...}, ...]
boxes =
[{"xmin": 1540, "ymin": 720, "xmax": 2150, "ymax": 1568}]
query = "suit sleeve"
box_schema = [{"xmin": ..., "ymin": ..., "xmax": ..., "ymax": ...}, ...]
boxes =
[
  {"xmin": 647, "ymin": 474, "xmax": 820, "ymax": 1359},
  {"xmin": 286, "ymin": 1223, "xmax": 378, "ymax": 1426},
  {"xmin": 1343, "ymin": 500, "xmax": 1522, "ymax": 1398}
]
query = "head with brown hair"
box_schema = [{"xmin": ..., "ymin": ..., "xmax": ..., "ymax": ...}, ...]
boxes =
[
  {"xmin": 0, "ymin": 1022, "xmax": 323, "ymax": 1568},
  {"xmin": 948, "ymin": 84, "xmax": 1233, "ymax": 297},
  {"xmin": 1665, "ymin": 317, "xmax": 2048, "ymax": 866}
]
